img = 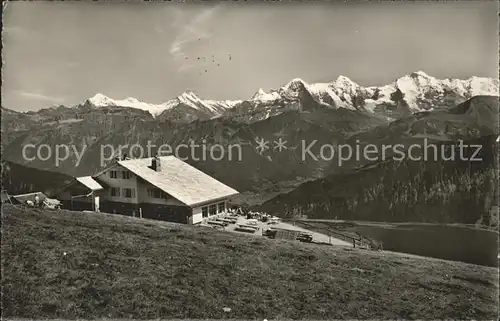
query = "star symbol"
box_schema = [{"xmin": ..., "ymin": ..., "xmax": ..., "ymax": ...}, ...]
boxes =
[
  {"xmin": 255, "ymin": 137, "xmax": 269, "ymax": 155},
  {"xmin": 273, "ymin": 138, "xmax": 288, "ymax": 152}
]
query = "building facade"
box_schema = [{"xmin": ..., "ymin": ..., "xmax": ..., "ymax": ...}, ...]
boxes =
[{"xmin": 57, "ymin": 156, "xmax": 239, "ymax": 224}]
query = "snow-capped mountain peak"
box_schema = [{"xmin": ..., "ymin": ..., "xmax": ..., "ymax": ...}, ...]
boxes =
[
  {"xmin": 88, "ymin": 93, "xmax": 115, "ymax": 106},
  {"xmin": 178, "ymin": 90, "xmax": 198, "ymax": 98},
  {"xmin": 466, "ymin": 76, "xmax": 500, "ymax": 97},
  {"xmin": 147, "ymin": 90, "xmax": 241, "ymax": 119},
  {"xmin": 332, "ymin": 75, "xmax": 360, "ymax": 94},
  {"xmin": 177, "ymin": 90, "xmax": 202, "ymax": 104},
  {"xmin": 251, "ymin": 88, "xmax": 268, "ymax": 99},
  {"xmin": 251, "ymin": 88, "xmax": 281, "ymax": 102},
  {"xmin": 334, "ymin": 75, "xmax": 357, "ymax": 84},
  {"xmin": 124, "ymin": 97, "xmax": 140, "ymax": 103},
  {"xmin": 410, "ymin": 70, "xmax": 431, "ymax": 78},
  {"xmin": 84, "ymin": 89, "xmax": 242, "ymax": 119},
  {"xmin": 83, "ymin": 71, "xmax": 498, "ymax": 121},
  {"xmin": 284, "ymin": 78, "xmax": 308, "ymax": 90},
  {"xmin": 86, "ymin": 93, "xmax": 172, "ymax": 117},
  {"xmin": 389, "ymin": 72, "xmax": 499, "ymax": 110}
]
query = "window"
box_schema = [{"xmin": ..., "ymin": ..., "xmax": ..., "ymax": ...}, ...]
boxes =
[
  {"xmin": 122, "ymin": 171, "xmax": 131, "ymax": 179},
  {"xmin": 218, "ymin": 202, "xmax": 225, "ymax": 213},
  {"xmin": 109, "ymin": 187, "xmax": 120, "ymax": 197},
  {"xmin": 123, "ymin": 188, "xmax": 136, "ymax": 198},
  {"xmin": 202, "ymin": 206, "xmax": 208, "ymax": 218},
  {"xmin": 148, "ymin": 188, "xmax": 168, "ymax": 199},
  {"xmin": 110, "ymin": 171, "xmax": 118, "ymax": 179},
  {"xmin": 209, "ymin": 204, "xmax": 217, "ymax": 216}
]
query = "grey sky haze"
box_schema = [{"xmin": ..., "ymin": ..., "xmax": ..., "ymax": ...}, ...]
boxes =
[{"xmin": 2, "ymin": 1, "xmax": 498, "ymax": 111}]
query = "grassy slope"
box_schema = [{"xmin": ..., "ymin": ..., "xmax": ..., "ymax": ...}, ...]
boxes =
[{"xmin": 1, "ymin": 204, "xmax": 498, "ymax": 320}]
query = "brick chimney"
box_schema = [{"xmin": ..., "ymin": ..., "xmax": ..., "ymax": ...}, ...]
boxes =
[{"xmin": 151, "ymin": 154, "xmax": 161, "ymax": 172}]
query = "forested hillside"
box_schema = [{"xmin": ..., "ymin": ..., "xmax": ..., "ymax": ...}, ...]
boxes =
[{"xmin": 260, "ymin": 135, "xmax": 499, "ymax": 224}]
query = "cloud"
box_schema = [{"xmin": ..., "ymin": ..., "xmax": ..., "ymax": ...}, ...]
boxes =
[
  {"xmin": 169, "ymin": 5, "xmax": 221, "ymax": 72},
  {"xmin": 16, "ymin": 91, "xmax": 65, "ymax": 104}
]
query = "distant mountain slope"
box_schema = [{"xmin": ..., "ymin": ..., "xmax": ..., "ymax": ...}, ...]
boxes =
[
  {"xmin": 1, "ymin": 103, "xmax": 155, "ymax": 148},
  {"xmin": 316, "ymin": 95, "xmax": 499, "ymax": 178},
  {"xmin": 1, "ymin": 160, "xmax": 74, "ymax": 196},
  {"xmin": 349, "ymin": 95, "xmax": 499, "ymax": 147},
  {"xmin": 258, "ymin": 134, "xmax": 499, "ymax": 224},
  {"xmin": 448, "ymin": 95, "xmax": 499, "ymax": 131}
]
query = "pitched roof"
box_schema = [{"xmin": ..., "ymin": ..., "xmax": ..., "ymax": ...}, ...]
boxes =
[
  {"xmin": 76, "ymin": 176, "xmax": 104, "ymax": 191},
  {"xmin": 118, "ymin": 156, "xmax": 238, "ymax": 207}
]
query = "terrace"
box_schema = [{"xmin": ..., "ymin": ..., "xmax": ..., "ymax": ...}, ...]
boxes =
[{"xmin": 200, "ymin": 209, "xmax": 352, "ymax": 246}]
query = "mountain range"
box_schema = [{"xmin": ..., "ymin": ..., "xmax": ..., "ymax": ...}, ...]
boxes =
[
  {"xmin": 1, "ymin": 71, "xmax": 498, "ymax": 223},
  {"xmin": 83, "ymin": 71, "xmax": 499, "ymax": 121},
  {"xmin": 4, "ymin": 71, "xmax": 497, "ymax": 125}
]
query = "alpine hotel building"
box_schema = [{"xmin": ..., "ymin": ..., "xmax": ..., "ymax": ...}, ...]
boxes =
[{"xmin": 56, "ymin": 155, "xmax": 239, "ymax": 224}]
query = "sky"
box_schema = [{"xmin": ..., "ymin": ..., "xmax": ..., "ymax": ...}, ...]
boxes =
[{"xmin": 2, "ymin": 0, "xmax": 498, "ymax": 112}]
